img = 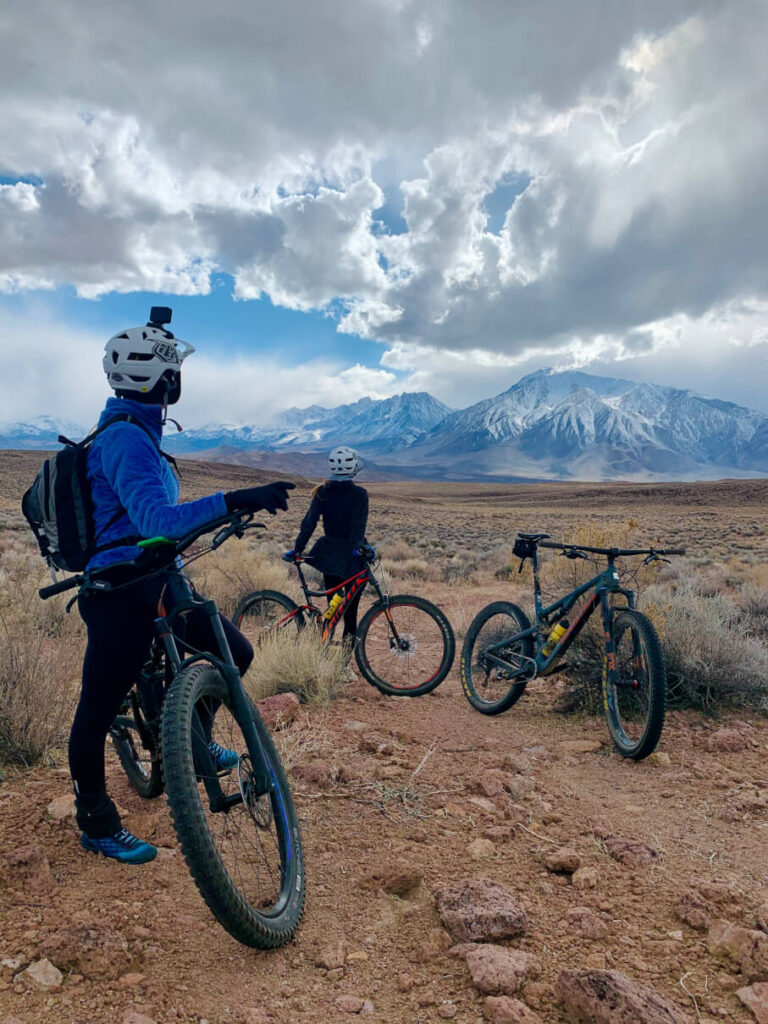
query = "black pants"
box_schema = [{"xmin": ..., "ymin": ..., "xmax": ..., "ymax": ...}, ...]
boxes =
[
  {"xmin": 323, "ymin": 573, "xmax": 363, "ymax": 640},
  {"xmin": 71, "ymin": 572, "xmax": 253, "ymax": 837}
]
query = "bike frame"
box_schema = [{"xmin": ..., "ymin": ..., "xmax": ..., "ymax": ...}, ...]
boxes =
[
  {"xmin": 290, "ymin": 558, "xmax": 399, "ymax": 644},
  {"xmin": 483, "ymin": 546, "xmax": 635, "ymax": 682}
]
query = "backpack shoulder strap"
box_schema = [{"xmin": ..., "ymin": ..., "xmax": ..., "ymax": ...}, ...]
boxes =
[{"xmin": 77, "ymin": 414, "xmax": 179, "ymax": 471}]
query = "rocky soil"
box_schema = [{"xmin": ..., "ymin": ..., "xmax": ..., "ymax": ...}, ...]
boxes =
[{"xmin": 1, "ymin": 674, "xmax": 767, "ymax": 1024}]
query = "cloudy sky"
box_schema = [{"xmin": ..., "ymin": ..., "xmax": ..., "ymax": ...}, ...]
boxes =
[{"xmin": 1, "ymin": 0, "xmax": 767, "ymax": 427}]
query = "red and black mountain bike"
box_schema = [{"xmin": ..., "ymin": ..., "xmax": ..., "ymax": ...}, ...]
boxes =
[{"xmin": 234, "ymin": 547, "xmax": 455, "ymax": 696}]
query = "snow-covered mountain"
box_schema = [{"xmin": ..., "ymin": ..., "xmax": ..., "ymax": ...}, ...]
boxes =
[
  {"xmin": 388, "ymin": 369, "xmax": 768, "ymax": 480},
  {"xmin": 3, "ymin": 371, "xmax": 767, "ymax": 481},
  {"xmin": 164, "ymin": 391, "xmax": 452, "ymax": 454}
]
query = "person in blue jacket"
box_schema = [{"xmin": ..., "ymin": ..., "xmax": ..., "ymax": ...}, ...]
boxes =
[{"xmin": 71, "ymin": 314, "xmax": 294, "ymax": 865}]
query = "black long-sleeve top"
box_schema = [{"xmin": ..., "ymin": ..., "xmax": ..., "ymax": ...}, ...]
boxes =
[{"xmin": 294, "ymin": 481, "xmax": 369, "ymax": 575}]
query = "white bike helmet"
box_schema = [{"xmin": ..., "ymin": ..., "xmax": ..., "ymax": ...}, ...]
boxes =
[
  {"xmin": 103, "ymin": 325, "xmax": 195, "ymax": 395},
  {"xmin": 328, "ymin": 445, "xmax": 363, "ymax": 479}
]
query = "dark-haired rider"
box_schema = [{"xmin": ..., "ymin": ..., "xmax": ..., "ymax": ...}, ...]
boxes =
[
  {"xmin": 72, "ymin": 317, "xmax": 294, "ymax": 864},
  {"xmin": 284, "ymin": 446, "xmax": 369, "ymax": 644}
]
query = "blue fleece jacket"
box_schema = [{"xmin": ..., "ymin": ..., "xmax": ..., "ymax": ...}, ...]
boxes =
[{"xmin": 86, "ymin": 397, "xmax": 227, "ymax": 570}]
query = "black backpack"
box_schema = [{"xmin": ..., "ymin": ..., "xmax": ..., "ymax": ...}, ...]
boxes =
[{"xmin": 22, "ymin": 414, "xmax": 175, "ymax": 573}]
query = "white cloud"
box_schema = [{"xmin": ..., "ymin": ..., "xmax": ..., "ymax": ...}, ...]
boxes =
[{"xmin": 0, "ymin": 0, "xmax": 767, "ymax": 401}]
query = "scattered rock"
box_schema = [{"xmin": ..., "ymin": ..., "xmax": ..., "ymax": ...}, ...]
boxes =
[
  {"xmin": 335, "ymin": 994, "xmax": 365, "ymax": 1013},
  {"xmin": 545, "ymin": 847, "xmax": 581, "ymax": 875},
  {"xmin": 556, "ymin": 968, "xmax": 693, "ymax": 1023},
  {"xmin": 315, "ymin": 941, "xmax": 347, "ymax": 971},
  {"xmin": 415, "ymin": 928, "xmax": 453, "ymax": 960},
  {"xmin": 565, "ymin": 907, "xmax": 609, "ymax": 939},
  {"xmin": 436, "ymin": 878, "xmax": 527, "ymax": 942},
  {"xmin": 484, "ymin": 995, "xmax": 543, "ymax": 1023},
  {"xmin": 438, "ymin": 1002, "xmax": 458, "ymax": 1018},
  {"xmin": 118, "ymin": 972, "xmax": 146, "ymax": 988},
  {"xmin": 676, "ymin": 889, "xmax": 712, "ymax": 931},
  {"xmin": 473, "ymin": 772, "xmax": 507, "ymax": 799},
  {"xmin": 256, "ymin": 692, "xmax": 300, "ymax": 729},
  {"xmin": 506, "ymin": 776, "xmax": 535, "ymax": 802},
  {"xmin": 465, "ymin": 945, "xmax": 539, "ymax": 995},
  {"xmin": 346, "ymin": 951, "xmax": 369, "ymax": 964},
  {"xmin": 397, "ymin": 973, "xmax": 414, "ymax": 992},
  {"xmin": 468, "ymin": 796, "xmax": 501, "ymax": 816},
  {"xmin": 121, "ymin": 1014, "xmax": 157, "ymax": 1024},
  {"xmin": 758, "ymin": 903, "xmax": 768, "ymax": 935},
  {"xmin": 644, "ymin": 752, "xmax": 671, "ymax": 767},
  {"xmin": 359, "ymin": 732, "xmax": 392, "ymax": 755},
  {"xmin": 0, "ymin": 845, "xmax": 55, "ymax": 894},
  {"xmin": 704, "ymin": 728, "xmax": 751, "ymax": 753},
  {"xmin": 358, "ymin": 863, "xmax": 421, "ymax": 897},
  {"xmin": 46, "ymin": 794, "xmax": 76, "ymax": 820},
  {"xmin": 17, "ymin": 958, "xmax": 62, "ymax": 991},
  {"xmin": 41, "ymin": 922, "xmax": 131, "ymax": 979},
  {"xmin": 737, "ymin": 982, "xmax": 768, "ymax": 1023},
  {"xmin": 572, "ymin": 866, "xmax": 599, "ymax": 891},
  {"xmin": 291, "ymin": 759, "xmax": 334, "ymax": 789},
  {"xmin": 342, "ymin": 720, "xmax": 369, "ymax": 733},
  {"xmin": 559, "ymin": 740, "xmax": 602, "ymax": 754},
  {"xmin": 707, "ymin": 919, "xmax": 768, "ymax": 981},
  {"xmin": 602, "ymin": 834, "xmax": 660, "ymax": 868},
  {"xmin": 242, "ymin": 1010, "xmax": 269, "ymax": 1024},
  {"xmin": 468, "ymin": 838, "xmax": 496, "ymax": 860}
]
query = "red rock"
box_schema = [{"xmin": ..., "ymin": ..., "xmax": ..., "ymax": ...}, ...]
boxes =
[
  {"xmin": 256, "ymin": 692, "xmax": 300, "ymax": 729},
  {"xmin": 572, "ymin": 866, "xmax": 598, "ymax": 890},
  {"xmin": 46, "ymin": 794, "xmax": 76, "ymax": 821},
  {"xmin": 473, "ymin": 772, "xmax": 507, "ymax": 799},
  {"xmin": 545, "ymin": 847, "xmax": 581, "ymax": 874},
  {"xmin": 468, "ymin": 838, "xmax": 496, "ymax": 860},
  {"xmin": 602, "ymin": 834, "xmax": 660, "ymax": 868},
  {"xmin": 707, "ymin": 919, "xmax": 768, "ymax": 981},
  {"xmin": 0, "ymin": 845, "xmax": 55, "ymax": 894},
  {"xmin": 16, "ymin": 959, "xmax": 62, "ymax": 991},
  {"xmin": 737, "ymin": 982, "xmax": 768, "ymax": 1024},
  {"xmin": 415, "ymin": 928, "xmax": 453, "ymax": 960},
  {"xmin": 483, "ymin": 995, "xmax": 542, "ymax": 1023},
  {"xmin": 704, "ymin": 728, "xmax": 750, "ymax": 753},
  {"xmin": 315, "ymin": 941, "xmax": 346, "ymax": 970},
  {"xmin": 397, "ymin": 974, "xmax": 414, "ymax": 992},
  {"xmin": 291, "ymin": 759, "xmax": 334, "ymax": 789},
  {"xmin": 465, "ymin": 945, "xmax": 539, "ymax": 995},
  {"xmin": 556, "ymin": 969, "xmax": 693, "ymax": 1023},
  {"xmin": 565, "ymin": 907, "xmax": 609, "ymax": 939},
  {"xmin": 438, "ymin": 1002, "xmax": 458, "ymax": 1018},
  {"xmin": 436, "ymin": 878, "xmax": 527, "ymax": 942},
  {"xmin": 335, "ymin": 994, "xmax": 364, "ymax": 1013},
  {"xmin": 41, "ymin": 923, "xmax": 131, "ymax": 979}
]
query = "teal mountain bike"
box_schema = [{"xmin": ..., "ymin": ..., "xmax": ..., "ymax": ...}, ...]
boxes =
[{"xmin": 460, "ymin": 532, "xmax": 685, "ymax": 760}]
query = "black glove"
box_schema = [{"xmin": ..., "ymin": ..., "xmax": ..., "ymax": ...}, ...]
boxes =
[{"xmin": 224, "ymin": 481, "xmax": 295, "ymax": 515}]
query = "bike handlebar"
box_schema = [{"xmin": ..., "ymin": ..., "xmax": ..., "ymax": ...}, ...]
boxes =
[
  {"xmin": 538, "ymin": 541, "xmax": 686, "ymax": 557},
  {"xmin": 38, "ymin": 512, "xmax": 261, "ymax": 601}
]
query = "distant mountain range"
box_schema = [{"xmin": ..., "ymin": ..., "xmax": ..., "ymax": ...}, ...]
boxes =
[{"xmin": 3, "ymin": 370, "xmax": 767, "ymax": 482}]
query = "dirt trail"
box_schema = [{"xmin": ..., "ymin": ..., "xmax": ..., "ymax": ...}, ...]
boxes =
[{"xmin": 2, "ymin": 669, "xmax": 767, "ymax": 1024}]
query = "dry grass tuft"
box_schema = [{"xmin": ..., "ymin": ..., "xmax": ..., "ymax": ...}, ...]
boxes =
[
  {"xmin": 187, "ymin": 540, "xmax": 297, "ymax": 619},
  {"xmin": 245, "ymin": 628, "xmax": 350, "ymax": 705}
]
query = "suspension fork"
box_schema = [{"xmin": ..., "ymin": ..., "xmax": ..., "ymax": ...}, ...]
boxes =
[
  {"xmin": 369, "ymin": 570, "xmax": 403, "ymax": 645},
  {"xmin": 206, "ymin": 601, "xmax": 273, "ymax": 799}
]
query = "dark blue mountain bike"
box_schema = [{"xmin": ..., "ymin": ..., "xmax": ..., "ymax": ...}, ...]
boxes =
[
  {"xmin": 460, "ymin": 533, "xmax": 685, "ymax": 760},
  {"xmin": 39, "ymin": 513, "xmax": 305, "ymax": 948}
]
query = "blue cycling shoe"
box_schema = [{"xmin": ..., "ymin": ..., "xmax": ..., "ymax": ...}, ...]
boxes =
[
  {"xmin": 80, "ymin": 827, "xmax": 157, "ymax": 865},
  {"xmin": 209, "ymin": 740, "xmax": 240, "ymax": 772}
]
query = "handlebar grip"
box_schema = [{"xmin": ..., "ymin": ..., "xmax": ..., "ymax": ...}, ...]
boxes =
[
  {"xmin": 39, "ymin": 575, "xmax": 81, "ymax": 600},
  {"xmin": 662, "ymin": 548, "xmax": 686, "ymax": 556}
]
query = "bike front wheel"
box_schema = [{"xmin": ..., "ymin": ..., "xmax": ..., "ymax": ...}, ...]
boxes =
[
  {"xmin": 161, "ymin": 662, "xmax": 305, "ymax": 948},
  {"xmin": 604, "ymin": 609, "xmax": 666, "ymax": 760},
  {"xmin": 460, "ymin": 601, "xmax": 535, "ymax": 715},
  {"xmin": 234, "ymin": 590, "xmax": 302, "ymax": 648},
  {"xmin": 355, "ymin": 594, "xmax": 455, "ymax": 696}
]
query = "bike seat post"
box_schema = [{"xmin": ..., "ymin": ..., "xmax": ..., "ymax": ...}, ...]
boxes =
[{"xmin": 532, "ymin": 544, "xmax": 544, "ymax": 619}]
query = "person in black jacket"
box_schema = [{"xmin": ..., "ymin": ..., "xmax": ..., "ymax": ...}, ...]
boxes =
[{"xmin": 284, "ymin": 446, "xmax": 369, "ymax": 643}]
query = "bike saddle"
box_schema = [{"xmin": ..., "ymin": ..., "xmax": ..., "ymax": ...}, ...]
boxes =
[{"xmin": 517, "ymin": 532, "xmax": 550, "ymax": 542}]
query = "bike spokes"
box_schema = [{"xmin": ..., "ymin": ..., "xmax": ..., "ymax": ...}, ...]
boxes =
[
  {"xmin": 471, "ymin": 612, "xmax": 532, "ymax": 705},
  {"xmin": 363, "ymin": 602, "xmax": 446, "ymax": 691}
]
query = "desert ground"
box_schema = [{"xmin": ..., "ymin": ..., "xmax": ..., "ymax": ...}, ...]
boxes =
[{"xmin": 1, "ymin": 452, "xmax": 767, "ymax": 1024}]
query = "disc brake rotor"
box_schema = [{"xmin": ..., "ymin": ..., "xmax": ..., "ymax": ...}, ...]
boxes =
[
  {"xmin": 237, "ymin": 753, "xmax": 273, "ymax": 830},
  {"xmin": 391, "ymin": 633, "xmax": 417, "ymax": 658}
]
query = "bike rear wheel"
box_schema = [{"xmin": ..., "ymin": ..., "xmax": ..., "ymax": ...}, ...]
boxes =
[
  {"xmin": 461, "ymin": 602, "xmax": 534, "ymax": 715},
  {"xmin": 161, "ymin": 662, "xmax": 305, "ymax": 948},
  {"xmin": 110, "ymin": 692, "xmax": 164, "ymax": 799},
  {"xmin": 234, "ymin": 590, "xmax": 302, "ymax": 647},
  {"xmin": 605, "ymin": 609, "xmax": 666, "ymax": 760},
  {"xmin": 355, "ymin": 594, "xmax": 455, "ymax": 696}
]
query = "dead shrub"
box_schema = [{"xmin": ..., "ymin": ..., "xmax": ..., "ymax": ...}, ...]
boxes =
[
  {"xmin": 244, "ymin": 628, "xmax": 350, "ymax": 705},
  {"xmin": 187, "ymin": 542, "xmax": 296, "ymax": 619},
  {"xmin": 0, "ymin": 552, "xmax": 80, "ymax": 765}
]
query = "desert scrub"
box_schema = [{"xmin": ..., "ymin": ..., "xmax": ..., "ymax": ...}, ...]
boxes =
[
  {"xmin": 245, "ymin": 629, "xmax": 350, "ymax": 705},
  {"xmin": 0, "ymin": 548, "xmax": 81, "ymax": 765},
  {"xmin": 187, "ymin": 541, "xmax": 297, "ymax": 619},
  {"xmin": 642, "ymin": 581, "xmax": 768, "ymax": 711}
]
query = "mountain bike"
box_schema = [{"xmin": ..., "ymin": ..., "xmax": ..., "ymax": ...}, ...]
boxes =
[
  {"xmin": 39, "ymin": 513, "xmax": 305, "ymax": 949},
  {"xmin": 233, "ymin": 547, "xmax": 455, "ymax": 697},
  {"xmin": 460, "ymin": 532, "xmax": 685, "ymax": 760}
]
